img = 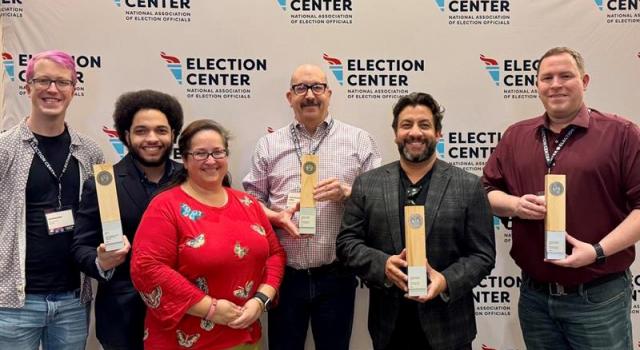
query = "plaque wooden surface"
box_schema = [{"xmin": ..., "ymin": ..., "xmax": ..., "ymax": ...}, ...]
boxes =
[
  {"xmin": 299, "ymin": 155, "xmax": 319, "ymax": 234},
  {"xmin": 545, "ymin": 174, "xmax": 566, "ymax": 231},
  {"xmin": 300, "ymin": 154, "xmax": 318, "ymax": 208},
  {"xmin": 93, "ymin": 164, "xmax": 124, "ymax": 251},
  {"xmin": 405, "ymin": 205, "xmax": 427, "ymax": 296},
  {"xmin": 545, "ymin": 174, "xmax": 566, "ymax": 260}
]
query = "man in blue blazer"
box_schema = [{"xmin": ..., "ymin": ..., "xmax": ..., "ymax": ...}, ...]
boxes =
[
  {"xmin": 337, "ymin": 92, "xmax": 495, "ymax": 350},
  {"xmin": 72, "ymin": 90, "xmax": 183, "ymax": 350}
]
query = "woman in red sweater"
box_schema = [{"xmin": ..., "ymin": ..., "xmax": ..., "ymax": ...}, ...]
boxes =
[{"xmin": 131, "ymin": 119, "xmax": 285, "ymax": 349}]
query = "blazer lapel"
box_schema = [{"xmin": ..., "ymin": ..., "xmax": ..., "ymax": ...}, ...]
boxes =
[
  {"xmin": 119, "ymin": 155, "xmax": 149, "ymax": 212},
  {"xmin": 382, "ymin": 162, "xmax": 403, "ymax": 253},
  {"xmin": 425, "ymin": 160, "xmax": 451, "ymax": 237}
]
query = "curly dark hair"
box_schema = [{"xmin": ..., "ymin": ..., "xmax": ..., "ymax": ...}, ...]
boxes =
[{"xmin": 113, "ymin": 89, "xmax": 184, "ymax": 146}]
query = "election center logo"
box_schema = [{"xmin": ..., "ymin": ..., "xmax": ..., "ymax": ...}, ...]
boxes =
[
  {"xmin": 592, "ymin": 0, "xmax": 640, "ymax": 24},
  {"xmin": 113, "ymin": 0, "xmax": 192, "ymax": 23},
  {"xmin": 437, "ymin": 131, "xmax": 502, "ymax": 175},
  {"xmin": 432, "ymin": 0, "xmax": 511, "ymax": 26},
  {"xmin": 7, "ymin": 51, "xmax": 102, "ymax": 97},
  {"xmin": 322, "ymin": 52, "xmax": 423, "ymax": 100},
  {"xmin": 474, "ymin": 273, "xmax": 521, "ymax": 317},
  {"xmin": 274, "ymin": 0, "xmax": 354, "ymax": 25},
  {"xmin": 103, "ymin": 126, "xmax": 126, "ymax": 159},
  {"xmin": 2, "ymin": 52, "xmax": 15, "ymax": 81},
  {"xmin": 630, "ymin": 273, "xmax": 640, "ymax": 315},
  {"xmin": 480, "ymin": 54, "xmax": 539, "ymax": 100},
  {"xmin": 160, "ymin": 51, "xmax": 267, "ymax": 99},
  {"xmin": 1, "ymin": 0, "xmax": 23, "ymax": 18}
]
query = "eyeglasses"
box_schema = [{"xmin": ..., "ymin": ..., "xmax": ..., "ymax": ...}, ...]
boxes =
[
  {"xmin": 405, "ymin": 185, "xmax": 422, "ymax": 205},
  {"xmin": 28, "ymin": 78, "xmax": 75, "ymax": 91},
  {"xmin": 185, "ymin": 149, "xmax": 228, "ymax": 161},
  {"xmin": 291, "ymin": 83, "xmax": 327, "ymax": 96}
]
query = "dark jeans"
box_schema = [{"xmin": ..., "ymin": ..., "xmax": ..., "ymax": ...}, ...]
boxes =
[
  {"xmin": 268, "ymin": 263, "xmax": 357, "ymax": 350},
  {"xmin": 519, "ymin": 270, "xmax": 632, "ymax": 350}
]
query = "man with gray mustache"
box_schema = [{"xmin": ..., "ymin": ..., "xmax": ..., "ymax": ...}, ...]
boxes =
[{"xmin": 243, "ymin": 64, "xmax": 381, "ymax": 350}]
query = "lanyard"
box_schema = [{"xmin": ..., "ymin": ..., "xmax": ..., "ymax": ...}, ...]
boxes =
[
  {"xmin": 29, "ymin": 139, "xmax": 73, "ymax": 209},
  {"xmin": 289, "ymin": 119, "xmax": 334, "ymax": 164},
  {"xmin": 540, "ymin": 126, "xmax": 575, "ymax": 173}
]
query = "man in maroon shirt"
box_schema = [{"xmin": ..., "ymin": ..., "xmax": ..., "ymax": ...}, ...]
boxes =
[{"xmin": 483, "ymin": 47, "xmax": 640, "ymax": 349}]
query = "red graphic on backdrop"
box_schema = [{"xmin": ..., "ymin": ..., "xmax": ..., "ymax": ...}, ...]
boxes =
[
  {"xmin": 160, "ymin": 51, "xmax": 180, "ymax": 64},
  {"xmin": 102, "ymin": 126, "xmax": 119, "ymax": 138},
  {"xmin": 322, "ymin": 53, "xmax": 342, "ymax": 65},
  {"xmin": 480, "ymin": 54, "xmax": 498, "ymax": 66}
]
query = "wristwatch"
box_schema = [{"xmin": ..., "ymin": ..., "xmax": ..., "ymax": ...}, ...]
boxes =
[
  {"xmin": 253, "ymin": 292, "xmax": 272, "ymax": 312},
  {"xmin": 593, "ymin": 243, "xmax": 606, "ymax": 265}
]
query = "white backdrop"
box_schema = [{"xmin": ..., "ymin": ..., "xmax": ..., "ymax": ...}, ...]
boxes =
[{"xmin": 2, "ymin": 1, "xmax": 639, "ymax": 349}]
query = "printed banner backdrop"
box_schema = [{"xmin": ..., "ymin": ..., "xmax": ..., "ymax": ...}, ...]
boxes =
[{"xmin": 2, "ymin": 1, "xmax": 639, "ymax": 349}]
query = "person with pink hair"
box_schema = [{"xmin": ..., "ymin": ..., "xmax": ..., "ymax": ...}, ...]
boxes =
[{"xmin": 0, "ymin": 50, "xmax": 104, "ymax": 349}]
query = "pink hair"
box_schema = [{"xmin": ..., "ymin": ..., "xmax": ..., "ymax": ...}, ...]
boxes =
[{"xmin": 25, "ymin": 50, "xmax": 77, "ymax": 83}]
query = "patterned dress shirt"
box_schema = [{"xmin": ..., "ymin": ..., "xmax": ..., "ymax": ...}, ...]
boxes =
[
  {"xmin": 0, "ymin": 118, "xmax": 104, "ymax": 307},
  {"xmin": 243, "ymin": 116, "xmax": 381, "ymax": 269}
]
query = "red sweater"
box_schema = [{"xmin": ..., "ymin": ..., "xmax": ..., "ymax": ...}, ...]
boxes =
[{"xmin": 131, "ymin": 186, "xmax": 285, "ymax": 349}]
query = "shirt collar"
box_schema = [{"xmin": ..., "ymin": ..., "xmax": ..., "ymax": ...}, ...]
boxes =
[
  {"xmin": 537, "ymin": 104, "xmax": 590, "ymax": 131},
  {"xmin": 293, "ymin": 115, "xmax": 333, "ymax": 134},
  {"xmin": 20, "ymin": 117, "xmax": 83, "ymax": 146},
  {"xmin": 131, "ymin": 157, "xmax": 175, "ymax": 185}
]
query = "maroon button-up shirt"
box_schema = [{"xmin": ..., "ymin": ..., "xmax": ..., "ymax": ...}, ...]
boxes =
[{"xmin": 483, "ymin": 105, "xmax": 640, "ymax": 285}]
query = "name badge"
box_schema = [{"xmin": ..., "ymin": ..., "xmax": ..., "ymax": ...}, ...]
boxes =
[{"xmin": 45, "ymin": 207, "xmax": 75, "ymax": 235}]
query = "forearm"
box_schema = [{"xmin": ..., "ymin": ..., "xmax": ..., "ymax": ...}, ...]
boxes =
[
  {"xmin": 599, "ymin": 209, "xmax": 640, "ymax": 257},
  {"xmin": 256, "ymin": 284, "xmax": 277, "ymax": 299},
  {"xmin": 260, "ymin": 202, "xmax": 279, "ymax": 224},
  {"xmin": 186, "ymin": 295, "xmax": 213, "ymax": 318},
  {"xmin": 487, "ymin": 190, "xmax": 518, "ymax": 217}
]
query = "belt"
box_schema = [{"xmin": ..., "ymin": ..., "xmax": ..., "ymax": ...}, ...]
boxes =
[
  {"xmin": 286, "ymin": 261, "xmax": 343, "ymax": 276},
  {"xmin": 525, "ymin": 271, "xmax": 626, "ymax": 296}
]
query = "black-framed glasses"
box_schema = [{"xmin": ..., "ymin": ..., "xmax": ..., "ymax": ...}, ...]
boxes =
[
  {"xmin": 291, "ymin": 83, "xmax": 327, "ymax": 96},
  {"xmin": 405, "ymin": 185, "xmax": 422, "ymax": 205},
  {"xmin": 29, "ymin": 78, "xmax": 75, "ymax": 91},
  {"xmin": 185, "ymin": 149, "xmax": 228, "ymax": 161}
]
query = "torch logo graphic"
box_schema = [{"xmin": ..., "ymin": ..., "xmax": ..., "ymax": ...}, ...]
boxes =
[
  {"xmin": 276, "ymin": 0, "xmax": 286, "ymax": 10},
  {"xmin": 103, "ymin": 126, "xmax": 126, "ymax": 159},
  {"xmin": 480, "ymin": 54, "xmax": 500, "ymax": 86},
  {"xmin": 322, "ymin": 53, "xmax": 344, "ymax": 86},
  {"xmin": 2, "ymin": 52, "xmax": 15, "ymax": 82},
  {"xmin": 434, "ymin": 0, "xmax": 445, "ymax": 11},
  {"xmin": 160, "ymin": 52, "xmax": 183, "ymax": 85},
  {"xmin": 593, "ymin": 0, "xmax": 603, "ymax": 10},
  {"xmin": 436, "ymin": 137, "xmax": 445, "ymax": 159}
]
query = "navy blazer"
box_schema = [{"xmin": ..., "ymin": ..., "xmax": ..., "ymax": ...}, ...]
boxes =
[
  {"xmin": 337, "ymin": 160, "xmax": 496, "ymax": 350},
  {"xmin": 72, "ymin": 154, "xmax": 180, "ymax": 349}
]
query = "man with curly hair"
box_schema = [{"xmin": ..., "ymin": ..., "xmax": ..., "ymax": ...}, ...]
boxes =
[{"xmin": 72, "ymin": 89, "xmax": 184, "ymax": 349}]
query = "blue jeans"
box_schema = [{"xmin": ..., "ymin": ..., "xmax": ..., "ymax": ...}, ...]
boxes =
[
  {"xmin": 0, "ymin": 290, "xmax": 89, "ymax": 350},
  {"xmin": 518, "ymin": 271, "xmax": 632, "ymax": 350},
  {"xmin": 268, "ymin": 264, "xmax": 357, "ymax": 350}
]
